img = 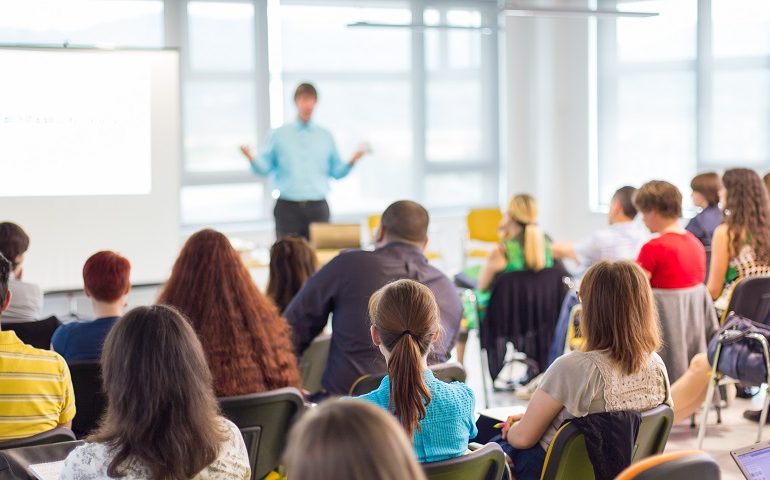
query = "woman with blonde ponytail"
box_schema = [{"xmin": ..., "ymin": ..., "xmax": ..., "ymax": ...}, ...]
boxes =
[
  {"xmin": 357, "ymin": 279, "xmax": 477, "ymax": 463},
  {"xmin": 478, "ymin": 194, "xmax": 554, "ymax": 291}
]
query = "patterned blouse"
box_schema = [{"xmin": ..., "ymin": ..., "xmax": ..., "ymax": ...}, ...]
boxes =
[
  {"xmin": 716, "ymin": 244, "xmax": 770, "ymax": 311},
  {"xmin": 59, "ymin": 418, "xmax": 250, "ymax": 479},
  {"xmin": 538, "ymin": 350, "xmax": 671, "ymax": 451}
]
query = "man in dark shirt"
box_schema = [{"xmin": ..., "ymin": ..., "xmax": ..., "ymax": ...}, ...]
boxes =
[{"xmin": 284, "ymin": 200, "xmax": 463, "ymax": 395}]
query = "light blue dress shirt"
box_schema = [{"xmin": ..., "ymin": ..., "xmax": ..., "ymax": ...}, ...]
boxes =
[
  {"xmin": 357, "ymin": 370, "xmax": 478, "ymax": 463},
  {"xmin": 250, "ymin": 119, "xmax": 353, "ymax": 201}
]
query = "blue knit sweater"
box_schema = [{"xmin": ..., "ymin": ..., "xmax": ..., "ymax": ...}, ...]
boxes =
[{"xmin": 357, "ymin": 370, "xmax": 477, "ymax": 463}]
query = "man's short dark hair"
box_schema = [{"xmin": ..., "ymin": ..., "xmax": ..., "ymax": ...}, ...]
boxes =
[
  {"xmin": 0, "ymin": 222, "xmax": 29, "ymax": 269},
  {"xmin": 0, "ymin": 252, "xmax": 10, "ymax": 306},
  {"xmin": 612, "ymin": 186, "xmax": 638, "ymax": 219},
  {"xmin": 381, "ymin": 201, "xmax": 429, "ymax": 243},
  {"xmin": 294, "ymin": 83, "xmax": 318, "ymax": 101},
  {"xmin": 635, "ymin": 180, "xmax": 683, "ymax": 219}
]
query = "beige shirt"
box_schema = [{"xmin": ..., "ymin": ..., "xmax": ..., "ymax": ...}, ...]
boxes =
[{"xmin": 538, "ymin": 350, "xmax": 671, "ymax": 451}]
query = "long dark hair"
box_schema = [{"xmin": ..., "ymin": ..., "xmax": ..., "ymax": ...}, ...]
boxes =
[
  {"xmin": 368, "ymin": 279, "xmax": 439, "ymax": 438},
  {"xmin": 157, "ymin": 229, "xmax": 300, "ymax": 396},
  {"xmin": 722, "ymin": 168, "xmax": 770, "ymax": 264},
  {"xmin": 267, "ymin": 236, "xmax": 317, "ymax": 312},
  {"xmin": 92, "ymin": 305, "xmax": 227, "ymax": 479}
]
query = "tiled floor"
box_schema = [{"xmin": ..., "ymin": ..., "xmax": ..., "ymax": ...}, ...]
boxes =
[{"xmin": 460, "ymin": 331, "xmax": 764, "ymax": 478}]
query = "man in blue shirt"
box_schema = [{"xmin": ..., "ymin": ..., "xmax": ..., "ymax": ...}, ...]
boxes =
[{"xmin": 240, "ymin": 83, "xmax": 367, "ymax": 239}]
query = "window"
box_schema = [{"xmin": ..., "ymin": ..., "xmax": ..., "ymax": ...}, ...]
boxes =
[
  {"xmin": 595, "ymin": 0, "xmax": 770, "ymax": 209},
  {"xmin": 0, "ymin": 1, "xmax": 164, "ymax": 47}
]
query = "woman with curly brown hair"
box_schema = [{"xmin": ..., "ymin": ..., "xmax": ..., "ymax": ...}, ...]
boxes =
[
  {"xmin": 706, "ymin": 168, "xmax": 770, "ymax": 307},
  {"xmin": 158, "ymin": 229, "xmax": 301, "ymax": 397}
]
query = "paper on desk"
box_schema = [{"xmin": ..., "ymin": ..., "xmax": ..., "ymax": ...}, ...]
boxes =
[
  {"xmin": 27, "ymin": 460, "xmax": 65, "ymax": 480},
  {"xmin": 478, "ymin": 405, "xmax": 527, "ymax": 422}
]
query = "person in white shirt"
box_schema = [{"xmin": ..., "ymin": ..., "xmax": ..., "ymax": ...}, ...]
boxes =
[
  {"xmin": 551, "ymin": 186, "xmax": 648, "ymax": 276},
  {"xmin": 0, "ymin": 222, "xmax": 42, "ymax": 323}
]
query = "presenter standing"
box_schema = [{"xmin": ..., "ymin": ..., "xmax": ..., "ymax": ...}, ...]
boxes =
[{"xmin": 240, "ymin": 83, "xmax": 367, "ymax": 239}]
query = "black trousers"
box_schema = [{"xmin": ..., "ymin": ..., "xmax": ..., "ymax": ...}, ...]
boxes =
[{"xmin": 274, "ymin": 198, "xmax": 330, "ymax": 240}]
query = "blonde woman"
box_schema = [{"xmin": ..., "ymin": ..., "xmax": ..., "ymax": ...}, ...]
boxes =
[
  {"xmin": 498, "ymin": 261, "xmax": 671, "ymax": 479},
  {"xmin": 478, "ymin": 194, "xmax": 553, "ymax": 291},
  {"xmin": 283, "ymin": 399, "xmax": 427, "ymax": 480}
]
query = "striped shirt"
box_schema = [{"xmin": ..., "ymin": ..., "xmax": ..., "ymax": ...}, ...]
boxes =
[{"xmin": 0, "ymin": 330, "xmax": 76, "ymax": 440}]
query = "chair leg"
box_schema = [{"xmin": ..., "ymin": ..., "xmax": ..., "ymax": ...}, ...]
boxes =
[
  {"xmin": 758, "ymin": 385, "xmax": 770, "ymax": 443},
  {"xmin": 479, "ymin": 337, "xmax": 491, "ymax": 409},
  {"xmin": 697, "ymin": 345, "xmax": 722, "ymax": 449},
  {"xmin": 690, "ymin": 414, "xmax": 696, "ymax": 429}
]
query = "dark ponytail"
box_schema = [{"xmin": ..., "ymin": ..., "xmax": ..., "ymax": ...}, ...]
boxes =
[{"xmin": 368, "ymin": 280, "xmax": 440, "ymax": 438}]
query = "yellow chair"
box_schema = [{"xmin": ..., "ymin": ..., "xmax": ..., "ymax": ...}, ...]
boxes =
[
  {"xmin": 366, "ymin": 214, "xmax": 442, "ymax": 261},
  {"xmin": 464, "ymin": 208, "xmax": 503, "ymax": 263}
]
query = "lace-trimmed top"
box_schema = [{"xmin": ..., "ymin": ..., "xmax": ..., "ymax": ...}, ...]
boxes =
[
  {"xmin": 59, "ymin": 418, "xmax": 250, "ymax": 479},
  {"xmin": 538, "ymin": 350, "xmax": 671, "ymax": 451}
]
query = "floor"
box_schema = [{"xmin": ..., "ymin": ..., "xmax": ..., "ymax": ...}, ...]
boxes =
[{"xmin": 459, "ymin": 331, "xmax": 762, "ymax": 479}]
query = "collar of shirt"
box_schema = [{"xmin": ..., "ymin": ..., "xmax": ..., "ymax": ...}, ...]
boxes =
[
  {"xmin": 0, "ymin": 330, "xmax": 22, "ymax": 345},
  {"xmin": 294, "ymin": 119, "xmax": 314, "ymax": 131},
  {"xmin": 376, "ymin": 241, "xmax": 425, "ymax": 257}
]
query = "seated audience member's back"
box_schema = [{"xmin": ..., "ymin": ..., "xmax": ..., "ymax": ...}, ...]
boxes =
[
  {"xmin": 0, "ymin": 222, "xmax": 43, "ymax": 323},
  {"xmin": 157, "ymin": 229, "xmax": 300, "ymax": 397},
  {"xmin": 0, "ymin": 253, "xmax": 76, "ymax": 441},
  {"xmin": 284, "ymin": 399, "xmax": 426, "ymax": 480},
  {"xmin": 284, "ymin": 201, "xmax": 463, "ymax": 395},
  {"xmin": 685, "ymin": 172, "xmax": 722, "ymax": 249},
  {"xmin": 52, "ymin": 251, "xmax": 130, "ymax": 362},
  {"xmin": 634, "ymin": 180, "xmax": 706, "ymax": 288},
  {"xmin": 60, "ymin": 305, "xmax": 250, "ymax": 480},
  {"xmin": 552, "ymin": 186, "xmax": 647, "ymax": 275},
  {"xmin": 357, "ymin": 279, "xmax": 476, "ymax": 463},
  {"xmin": 266, "ymin": 236, "xmax": 318, "ymax": 313},
  {"xmin": 497, "ymin": 261, "xmax": 671, "ymax": 480}
]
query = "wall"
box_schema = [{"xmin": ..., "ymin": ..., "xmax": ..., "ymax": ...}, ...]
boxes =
[{"xmin": 503, "ymin": 1, "xmax": 608, "ymax": 243}]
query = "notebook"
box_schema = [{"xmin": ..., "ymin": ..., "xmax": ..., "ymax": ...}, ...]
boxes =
[
  {"xmin": 27, "ymin": 460, "xmax": 65, "ymax": 480},
  {"xmin": 732, "ymin": 441, "xmax": 770, "ymax": 479}
]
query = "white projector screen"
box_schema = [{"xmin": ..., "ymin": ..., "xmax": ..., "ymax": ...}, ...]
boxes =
[{"xmin": 0, "ymin": 47, "xmax": 181, "ymax": 291}]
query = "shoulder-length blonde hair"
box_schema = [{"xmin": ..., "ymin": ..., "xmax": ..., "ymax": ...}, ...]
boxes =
[
  {"xmin": 507, "ymin": 194, "xmax": 547, "ymax": 271},
  {"xmin": 283, "ymin": 399, "xmax": 426, "ymax": 480},
  {"xmin": 580, "ymin": 261, "xmax": 661, "ymax": 374}
]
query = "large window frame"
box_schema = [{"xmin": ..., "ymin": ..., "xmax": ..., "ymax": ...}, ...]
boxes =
[
  {"xmin": 594, "ymin": 0, "xmax": 770, "ymax": 211},
  {"xmin": 171, "ymin": 0, "xmax": 500, "ymax": 227}
]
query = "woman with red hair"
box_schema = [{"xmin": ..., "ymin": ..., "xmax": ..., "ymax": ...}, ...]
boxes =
[
  {"xmin": 157, "ymin": 229, "xmax": 300, "ymax": 397},
  {"xmin": 52, "ymin": 251, "xmax": 131, "ymax": 362}
]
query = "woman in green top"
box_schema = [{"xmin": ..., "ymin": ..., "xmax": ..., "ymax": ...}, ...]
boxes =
[{"xmin": 478, "ymin": 193, "xmax": 553, "ymax": 291}]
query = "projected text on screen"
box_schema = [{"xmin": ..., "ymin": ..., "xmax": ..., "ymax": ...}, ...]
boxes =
[{"xmin": 0, "ymin": 49, "xmax": 151, "ymax": 196}]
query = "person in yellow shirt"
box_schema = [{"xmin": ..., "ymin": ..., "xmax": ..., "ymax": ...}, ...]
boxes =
[{"xmin": 0, "ymin": 252, "xmax": 75, "ymax": 441}]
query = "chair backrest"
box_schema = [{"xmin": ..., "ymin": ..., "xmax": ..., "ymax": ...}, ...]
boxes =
[
  {"xmin": 540, "ymin": 405, "xmax": 674, "ymax": 480},
  {"xmin": 218, "ymin": 387, "xmax": 304, "ymax": 480},
  {"xmin": 3, "ymin": 316, "xmax": 61, "ymax": 349},
  {"xmin": 348, "ymin": 362, "xmax": 468, "ymax": 396},
  {"xmin": 616, "ymin": 450, "xmax": 720, "ymax": 480},
  {"xmin": 467, "ymin": 208, "xmax": 503, "ymax": 243},
  {"xmin": 0, "ymin": 440, "xmax": 83, "ymax": 479},
  {"xmin": 68, "ymin": 361, "xmax": 107, "ymax": 438},
  {"xmin": 298, "ymin": 334, "xmax": 331, "ymax": 395},
  {"xmin": 308, "ymin": 223, "xmax": 361, "ymax": 250},
  {"xmin": 0, "ymin": 427, "xmax": 76, "ymax": 451},
  {"xmin": 540, "ymin": 422, "xmax": 594, "ymax": 480},
  {"xmin": 723, "ymin": 275, "xmax": 770, "ymax": 325},
  {"xmin": 423, "ymin": 443, "xmax": 506, "ymax": 480},
  {"xmin": 632, "ymin": 405, "xmax": 674, "ymax": 462}
]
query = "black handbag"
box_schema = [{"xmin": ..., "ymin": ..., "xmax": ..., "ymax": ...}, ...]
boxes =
[{"xmin": 707, "ymin": 313, "xmax": 770, "ymax": 386}]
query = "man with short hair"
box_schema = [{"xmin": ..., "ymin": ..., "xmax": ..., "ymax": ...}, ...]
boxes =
[
  {"xmin": 285, "ymin": 200, "xmax": 463, "ymax": 396},
  {"xmin": 52, "ymin": 251, "xmax": 131, "ymax": 362},
  {"xmin": 240, "ymin": 83, "xmax": 368, "ymax": 239},
  {"xmin": 0, "ymin": 253, "xmax": 76, "ymax": 441},
  {"xmin": 551, "ymin": 186, "xmax": 648, "ymax": 276},
  {"xmin": 0, "ymin": 222, "xmax": 43, "ymax": 323}
]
